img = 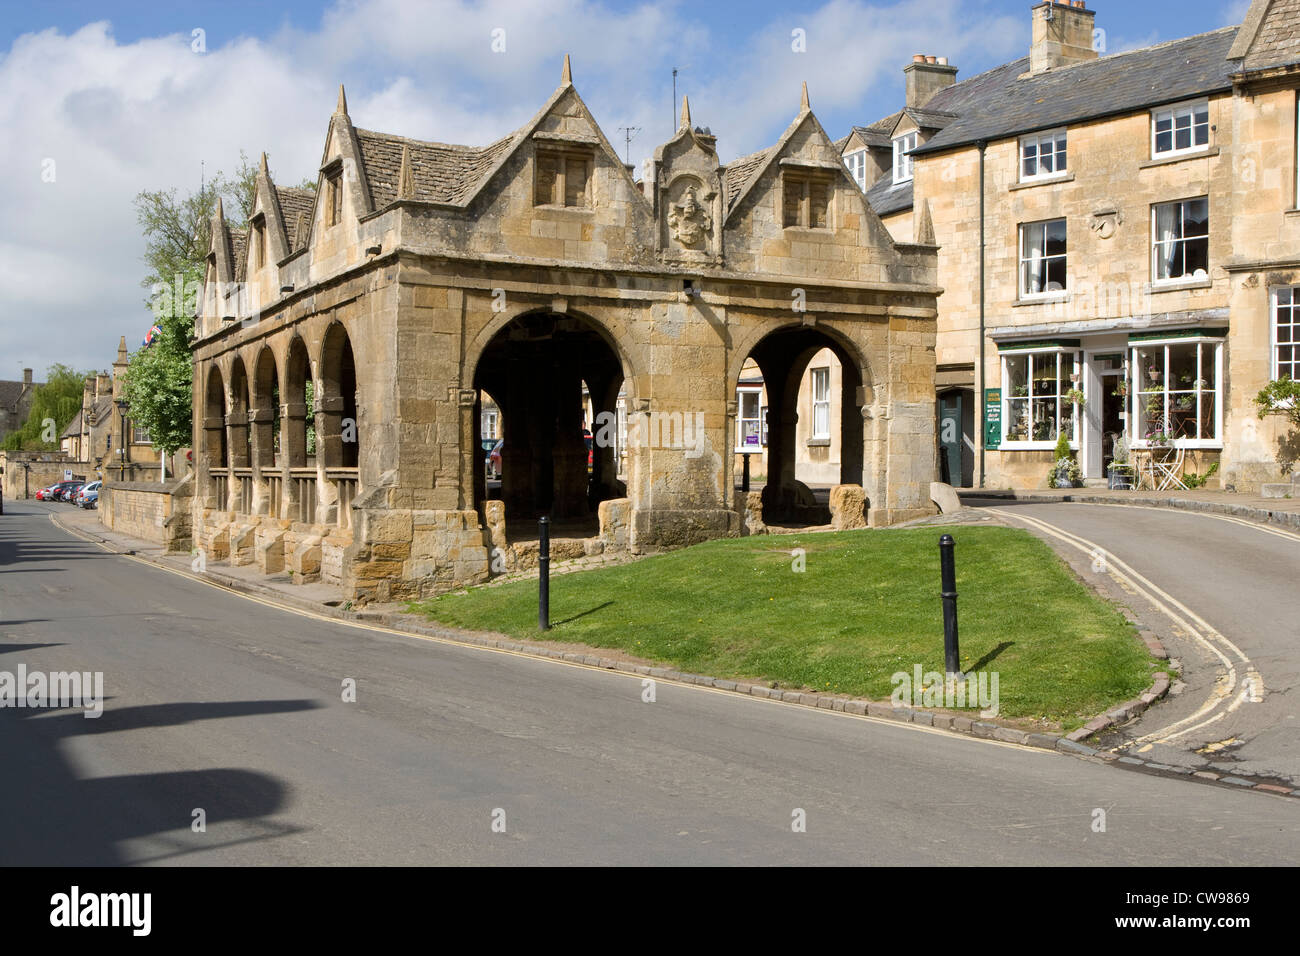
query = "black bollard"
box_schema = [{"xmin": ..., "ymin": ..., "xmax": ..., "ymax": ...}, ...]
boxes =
[
  {"xmin": 939, "ymin": 534, "xmax": 960, "ymax": 676},
  {"xmin": 538, "ymin": 515, "xmax": 551, "ymax": 631},
  {"xmin": 742, "ymin": 453, "xmax": 751, "ymax": 493}
]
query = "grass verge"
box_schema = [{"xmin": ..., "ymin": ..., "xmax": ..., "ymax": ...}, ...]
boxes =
[{"xmin": 408, "ymin": 526, "xmax": 1157, "ymax": 730}]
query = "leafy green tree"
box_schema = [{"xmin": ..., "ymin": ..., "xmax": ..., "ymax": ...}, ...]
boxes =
[
  {"xmin": 1, "ymin": 364, "xmax": 92, "ymax": 451},
  {"xmin": 125, "ymin": 155, "xmax": 263, "ymax": 463}
]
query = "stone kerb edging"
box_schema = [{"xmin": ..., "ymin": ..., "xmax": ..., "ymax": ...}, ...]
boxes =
[
  {"xmin": 50, "ymin": 511, "xmax": 1300, "ymax": 801},
  {"xmin": 967, "ymin": 490, "xmax": 1300, "ymax": 532}
]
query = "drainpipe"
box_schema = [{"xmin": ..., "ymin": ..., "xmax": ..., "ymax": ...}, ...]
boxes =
[{"xmin": 977, "ymin": 140, "xmax": 987, "ymax": 489}]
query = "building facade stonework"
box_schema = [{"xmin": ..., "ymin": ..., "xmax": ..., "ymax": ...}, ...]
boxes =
[
  {"xmin": 843, "ymin": 0, "xmax": 1300, "ymax": 494},
  {"xmin": 193, "ymin": 64, "xmax": 941, "ymax": 603}
]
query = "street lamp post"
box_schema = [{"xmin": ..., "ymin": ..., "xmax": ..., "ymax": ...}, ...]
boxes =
[{"xmin": 115, "ymin": 399, "xmax": 129, "ymax": 483}]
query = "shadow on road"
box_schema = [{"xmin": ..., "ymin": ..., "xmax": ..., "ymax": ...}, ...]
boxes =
[{"xmin": 0, "ymin": 698, "xmax": 322, "ymax": 865}]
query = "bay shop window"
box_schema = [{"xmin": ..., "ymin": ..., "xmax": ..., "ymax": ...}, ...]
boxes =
[
  {"xmin": 1001, "ymin": 347, "xmax": 1079, "ymax": 447},
  {"xmin": 1129, "ymin": 336, "xmax": 1223, "ymax": 447}
]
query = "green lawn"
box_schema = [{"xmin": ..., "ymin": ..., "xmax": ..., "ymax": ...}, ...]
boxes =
[{"xmin": 408, "ymin": 526, "xmax": 1157, "ymax": 729}]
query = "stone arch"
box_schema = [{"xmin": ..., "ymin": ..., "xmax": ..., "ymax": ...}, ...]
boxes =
[
  {"xmin": 251, "ymin": 345, "xmax": 280, "ymax": 471},
  {"xmin": 467, "ymin": 307, "xmax": 631, "ymax": 525},
  {"xmin": 282, "ymin": 334, "xmax": 312, "ymax": 468},
  {"xmin": 203, "ymin": 363, "xmax": 227, "ymax": 469},
  {"xmin": 227, "ymin": 355, "xmax": 252, "ymax": 470},
  {"xmin": 729, "ymin": 319, "xmax": 872, "ymax": 522},
  {"xmin": 318, "ymin": 322, "xmax": 359, "ymax": 469},
  {"xmin": 463, "ymin": 302, "xmax": 642, "ymax": 398}
]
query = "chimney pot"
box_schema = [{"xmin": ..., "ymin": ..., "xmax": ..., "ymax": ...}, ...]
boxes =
[
  {"xmin": 912, "ymin": 54, "xmax": 926, "ymax": 63},
  {"xmin": 926, "ymin": 55, "xmax": 937, "ymax": 64},
  {"xmin": 1030, "ymin": 0, "xmax": 1098, "ymax": 74}
]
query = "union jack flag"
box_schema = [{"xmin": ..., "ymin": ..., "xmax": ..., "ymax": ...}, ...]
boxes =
[{"xmin": 142, "ymin": 323, "xmax": 163, "ymax": 348}]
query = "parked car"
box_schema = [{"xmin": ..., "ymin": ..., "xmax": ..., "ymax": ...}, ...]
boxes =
[
  {"xmin": 58, "ymin": 482, "xmax": 85, "ymax": 503},
  {"xmin": 75, "ymin": 481, "xmax": 101, "ymax": 507},
  {"xmin": 79, "ymin": 486, "xmax": 100, "ymax": 509},
  {"xmin": 34, "ymin": 484, "xmax": 59, "ymax": 501},
  {"xmin": 44, "ymin": 481, "xmax": 79, "ymax": 502}
]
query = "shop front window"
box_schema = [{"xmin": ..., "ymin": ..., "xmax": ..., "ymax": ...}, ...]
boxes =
[
  {"xmin": 1131, "ymin": 339, "xmax": 1221, "ymax": 445},
  {"xmin": 1002, "ymin": 349, "xmax": 1077, "ymax": 445}
]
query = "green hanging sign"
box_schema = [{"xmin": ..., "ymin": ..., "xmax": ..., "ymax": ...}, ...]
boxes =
[{"xmin": 984, "ymin": 388, "xmax": 1002, "ymax": 450}]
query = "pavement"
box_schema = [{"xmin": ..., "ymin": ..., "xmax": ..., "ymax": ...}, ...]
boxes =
[{"xmin": 0, "ymin": 498, "xmax": 1296, "ymax": 865}]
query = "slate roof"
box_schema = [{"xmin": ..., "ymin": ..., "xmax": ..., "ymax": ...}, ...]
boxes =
[
  {"xmin": 229, "ymin": 228, "xmax": 247, "ymax": 283},
  {"xmin": 275, "ymin": 186, "xmax": 316, "ymax": 251},
  {"xmin": 721, "ymin": 147, "xmax": 773, "ymax": 209},
  {"xmin": 0, "ymin": 380, "xmax": 30, "ymax": 410},
  {"xmin": 1233, "ymin": 0, "xmax": 1300, "ymax": 73},
  {"xmin": 355, "ymin": 128, "xmax": 516, "ymax": 209},
  {"xmin": 914, "ymin": 28, "xmax": 1239, "ymax": 156},
  {"xmin": 61, "ymin": 411, "xmax": 82, "ymax": 440},
  {"xmin": 865, "ymin": 176, "xmax": 914, "ymax": 217}
]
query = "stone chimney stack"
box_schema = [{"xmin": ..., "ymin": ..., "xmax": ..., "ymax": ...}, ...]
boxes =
[
  {"xmin": 1030, "ymin": 1, "xmax": 1098, "ymax": 75},
  {"xmin": 904, "ymin": 54, "xmax": 958, "ymax": 109},
  {"xmin": 96, "ymin": 373, "xmax": 112, "ymax": 398},
  {"xmin": 22, "ymin": 368, "xmax": 32, "ymax": 385}
]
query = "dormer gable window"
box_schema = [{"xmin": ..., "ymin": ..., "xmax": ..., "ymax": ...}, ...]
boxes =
[
  {"xmin": 324, "ymin": 165, "xmax": 343, "ymax": 227},
  {"xmin": 844, "ymin": 149, "xmax": 868, "ymax": 190},
  {"xmin": 251, "ymin": 215, "xmax": 267, "ymax": 270},
  {"xmin": 892, "ymin": 131, "xmax": 918, "ymax": 184}
]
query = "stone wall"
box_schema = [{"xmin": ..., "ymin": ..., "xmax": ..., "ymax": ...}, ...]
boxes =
[
  {"xmin": 0, "ymin": 451, "xmax": 87, "ymax": 499},
  {"xmin": 100, "ymin": 476, "xmax": 193, "ymax": 552}
]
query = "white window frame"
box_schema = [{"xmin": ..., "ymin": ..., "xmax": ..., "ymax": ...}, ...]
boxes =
[
  {"xmin": 1128, "ymin": 337, "xmax": 1223, "ymax": 449},
  {"xmin": 892, "ymin": 131, "xmax": 918, "ymax": 184},
  {"xmin": 810, "ymin": 367, "xmax": 831, "ymax": 439},
  {"xmin": 736, "ymin": 386, "xmax": 766, "ymax": 452},
  {"xmin": 1000, "ymin": 348, "xmax": 1079, "ymax": 450},
  {"xmin": 844, "ymin": 149, "xmax": 868, "ymax": 190},
  {"xmin": 1273, "ymin": 287, "xmax": 1299, "ymax": 381},
  {"xmin": 1018, "ymin": 219, "xmax": 1068, "ymax": 298},
  {"xmin": 1019, "ymin": 128, "xmax": 1068, "ymax": 181},
  {"xmin": 1151, "ymin": 197, "xmax": 1210, "ymax": 284},
  {"xmin": 1151, "ymin": 100, "xmax": 1210, "ymax": 159}
]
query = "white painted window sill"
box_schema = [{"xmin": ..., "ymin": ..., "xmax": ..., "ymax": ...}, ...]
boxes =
[
  {"xmin": 1009, "ymin": 172, "xmax": 1075, "ymax": 191},
  {"xmin": 1145, "ymin": 278, "xmax": 1213, "ymax": 293},
  {"xmin": 1139, "ymin": 146, "xmax": 1219, "ymax": 169}
]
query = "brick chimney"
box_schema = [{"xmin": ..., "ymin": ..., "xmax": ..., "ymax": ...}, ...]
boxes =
[
  {"xmin": 904, "ymin": 54, "xmax": 958, "ymax": 108},
  {"xmin": 1030, "ymin": 1, "xmax": 1098, "ymax": 74}
]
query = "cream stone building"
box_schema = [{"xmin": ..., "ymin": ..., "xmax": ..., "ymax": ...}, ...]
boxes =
[
  {"xmin": 843, "ymin": 0, "xmax": 1300, "ymax": 493},
  {"xmin": 60, "ymin": 338, "xmax": 168, "ymax": 481},
  {"xmin": 192, "ymin": 62, "xmax": 941, "ymax": 603}
]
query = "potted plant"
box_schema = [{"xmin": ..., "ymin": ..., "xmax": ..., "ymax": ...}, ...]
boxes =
[
  {"xmin": 1108, "ymin": 433, "xmax": 1134, "ymax": 489},
  {"xmin": 1064, "ymin": 387, "xmax": 1086, "ymax": 409},
  {"xmin": 1050, "ymin": 431, "xmax": 1082, "ymax": 488}
]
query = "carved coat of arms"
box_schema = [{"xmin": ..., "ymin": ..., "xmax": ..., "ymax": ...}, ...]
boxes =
[{"xmin": 668, "ymin": 185, "xmax": 713, "ymax": 248}]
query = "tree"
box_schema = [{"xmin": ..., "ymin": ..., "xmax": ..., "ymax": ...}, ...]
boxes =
[
  {"xmin": 125, "ymin": 155, "xmax": 263, "ymax": 465},
  {"xmin": 1, "ymin": 364, "xmax": 92, "ymax": 451}
]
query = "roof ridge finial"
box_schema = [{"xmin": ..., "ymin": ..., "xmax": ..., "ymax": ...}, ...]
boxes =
[
  {"xmin": 397, "ymin": 144, "xmax": 416, "ymax": 200},
  {"xmin": 336, "ymin": 83, "xmax": 348, "ymax": 115},
  {"xmin": 215, "ymin": 195, "xmax": 225, "ymax": 219},
  {"xmin": 561, "ymin": 54, "xmax": 572, "ymax": 85},
  {"xmin": 259, "ymin": 151, "xmax": 270, "ymax": 178},
  {"xmin": 680, "ymin": 94, "xmax": 691, "ymax": 130},
  {"xmin": 800, "ymin": 81, "xmax": 810, "ymax": 112}
]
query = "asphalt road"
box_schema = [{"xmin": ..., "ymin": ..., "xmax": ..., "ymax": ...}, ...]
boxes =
[
  {"xmin": 975, "ymin": 501, "xmax": 1300, "ymax": 784},
  {"xmin": 1, "ymin": 499, "xmax": 1296, "ymax": 865}
]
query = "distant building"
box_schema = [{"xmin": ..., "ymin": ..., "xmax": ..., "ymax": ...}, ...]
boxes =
[{"xmin": 0, "ymin": 368, "xmax": 40, "ymax": 446}]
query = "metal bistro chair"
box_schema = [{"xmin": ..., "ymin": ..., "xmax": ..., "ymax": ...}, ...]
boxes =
[{"xmin": 1145, "ymin": 420, "xmax": 1188, "ymax": 492}]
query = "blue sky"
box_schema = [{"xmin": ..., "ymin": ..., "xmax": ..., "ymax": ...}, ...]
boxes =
[{"xmin": 0, "ymin": 0, "xmax": 1254, "ymax": 377}]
